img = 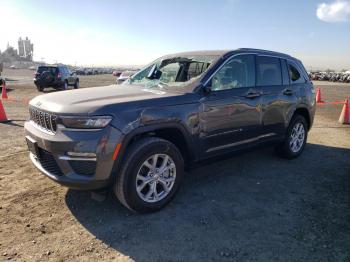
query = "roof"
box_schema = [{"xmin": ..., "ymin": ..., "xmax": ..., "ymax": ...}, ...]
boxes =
[
  {"xmin": 38, "ymin": 64, "xmax": 68, "ymax": 68},
  {"xmin": 160, "ymin": 48, "xmax": 295, "ymax": 60},
  {"xmin": 161, "ymin": 50, "xmax": 229, "ymax": 58},
  {"xmin": 38, "ymin": 65, "xmax": 59, "ymax": 68}
]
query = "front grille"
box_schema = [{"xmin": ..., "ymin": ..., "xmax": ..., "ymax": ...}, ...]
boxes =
[
  {"xmin": 29, "ymin": 106, "xmax": 57, "ymax": 133},
  {"xmin": 69, "ymin": 160, "xmax": 96, "ymax": 176},
  {"xmin": 38, "ymin": 148, "xmax": 63, "ymax": 176}
]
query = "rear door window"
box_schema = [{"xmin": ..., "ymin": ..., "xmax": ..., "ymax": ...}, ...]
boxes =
[{"xmin": 256, "ymin": 56, "xmax": 282, "ymax": 86}]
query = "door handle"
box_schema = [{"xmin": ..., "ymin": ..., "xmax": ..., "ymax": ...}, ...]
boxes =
[
  {"xmin": 245, "ymin": 91, "xmax": 261, "ymax": 98},
  {"xmin": 283, "ymin": 88, "xmax": 293, "ymax": 96}
]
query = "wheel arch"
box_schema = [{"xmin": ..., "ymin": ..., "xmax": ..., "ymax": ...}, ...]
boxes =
[
  {"xmin": 112, "ymin": 123, "xmax": 196, "ymax": 177},
  {"xmin": 290, "ymin": 106, "xmax": 311, "ymax": 130}
]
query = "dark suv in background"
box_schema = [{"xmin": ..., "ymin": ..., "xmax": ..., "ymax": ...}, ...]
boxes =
[
  {"xmin": 25, "ymin": 49, "xmax": 315, "ymax": 213},
  {"xmin": 34, "ymin": 65, "xmax": 79, "ymax": 92}
]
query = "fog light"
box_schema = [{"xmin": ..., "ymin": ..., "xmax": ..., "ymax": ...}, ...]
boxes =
[{"xmin": 67, "ymin": 152, "xmax": 96, "ymax": 158}]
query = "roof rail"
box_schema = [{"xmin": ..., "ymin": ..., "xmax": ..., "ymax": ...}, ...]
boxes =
[{"xmin": 236, "ymin": 48, "xmax": 292, "ymax": 58}]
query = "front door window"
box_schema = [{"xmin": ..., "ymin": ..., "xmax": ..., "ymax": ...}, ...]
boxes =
[{"xmin": 211, "ymin": 55, "xmax": 255, "ymax": 91}]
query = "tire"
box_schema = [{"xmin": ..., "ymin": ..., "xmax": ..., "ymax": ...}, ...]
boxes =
[
  {"xmin": 74, "ymin": 80, "xmax": 79, "ymax": 89},
  {"xmin": 36, "ymin": 85, "xmax": 44, "ymax": 92},
  {"xmin": 63, "ymin": 81, "xmax": 68, "ymax": 90},
  {"xmin": 114, "ymin": 137, "xmax": 184, "ymax": 213},
  {"xmin": 275, "ymin": 115, "xmax": 308, "ymax": 159}
]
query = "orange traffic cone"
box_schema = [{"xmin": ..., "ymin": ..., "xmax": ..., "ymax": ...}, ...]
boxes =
[
  {"xmin": 316, "ymin": 88, "xmax": 323, "ymax": 103},
  {"xmin": 339, "ymin": 99, "xmax": 349, "ymax": 124},
  {"xmin": 1, "ymin": 83, "xmax": 8, "ymax": 99},
  {"xmin": 0, "ymin": 99, "xmax": 10, "ymax": 123}
]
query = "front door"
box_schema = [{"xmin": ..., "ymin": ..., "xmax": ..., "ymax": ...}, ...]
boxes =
[{"xmin": 199, "ymin": 54, "xmax": 263, "ymax": 157}]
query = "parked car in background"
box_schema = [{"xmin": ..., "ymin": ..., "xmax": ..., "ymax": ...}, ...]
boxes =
[
  {"xmin": 75, "ymin": 68, "xmax": 86, "ymax": 75},
  {"xmin": 113, "ymin": 70, "xmax": 122, "ymax": 77},
  {"xmin": 0, "ymin": 76, "xmax": 5, "ymax": 86},
  {"xmin": 309, "ymin": 71, "xmax": 350, "ymax": 83},
  {"xmin": 34, "ymin": 65, "xmax": 79, "ymax": 92},
  {"xmin": 116, "ymin": 70, "xmax": 137, "ymax": 84},
  {"xmin": 25, "ymin": 49, "xmax": 315, "ymax": 213}
]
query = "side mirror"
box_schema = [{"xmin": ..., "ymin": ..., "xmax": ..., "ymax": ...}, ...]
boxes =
[
  {"xmin": 147, "ymin": 64, "xmax": 157, "ymax": 79},
  {"xmin": 146, "ymin": 64, "xmax": 162, "ymax": 80},
  {"xmin": 202, "ymin": 78, "xmax": 214, "ymax": 94},
  {"xmin": 198, "ymin": 82, "xmax": 211, "ymax": 94},
  {"xmin": 153, "ymin": 69, "xmax": 162, "ymax": 79}
]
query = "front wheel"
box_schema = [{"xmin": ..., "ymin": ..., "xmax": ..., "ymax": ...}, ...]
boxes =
[
  {"xmin": 275, "ymin": 115, "xmax": 308, "ymax": 159},
  {"xmin": 114, "ymin": 137, "xmax": 184, "ymax": 213},
  {"xmin": 36, "ymin": 85, "xmax": 44, "ymax": 92},
  {"xmin": 63, "ymin": 81, "xmax": 68, "ymax": 90}
]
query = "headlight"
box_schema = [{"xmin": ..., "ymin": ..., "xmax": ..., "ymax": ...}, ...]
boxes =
[{"xmin": 60, "ymin": 116, "xmax": 112, "ymax": 129}]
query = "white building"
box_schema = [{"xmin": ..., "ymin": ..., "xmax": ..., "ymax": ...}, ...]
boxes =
[{"xmin": 18, "ymin": 37, "xmax": 34, "ymax": 61}]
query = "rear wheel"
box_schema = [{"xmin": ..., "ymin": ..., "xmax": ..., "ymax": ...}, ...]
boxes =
[
  {"xmin": 275, "ymin": 115, "xmax": 308, "ymax": 159},
  {"xmin": 114, "ymin": 137, "xmax": 184, "ymax": 213},
  {"xmin": 74, "ymin": 80, "xmax": 79, "ymax": 89}
]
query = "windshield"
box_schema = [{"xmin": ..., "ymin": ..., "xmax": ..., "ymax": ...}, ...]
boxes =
[{"xmin": 126, "ymin": 55, "xmax": 219, "ymax": 91}]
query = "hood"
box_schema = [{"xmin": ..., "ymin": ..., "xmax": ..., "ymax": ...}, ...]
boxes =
[{"xmin": 29, "ymin": 84, "xmax": 182, "ymax": 115}]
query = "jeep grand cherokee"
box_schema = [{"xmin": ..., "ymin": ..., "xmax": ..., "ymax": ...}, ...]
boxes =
[{"xmin": 25, "ymin": 49, "xmax": 316, "ymax": 213}]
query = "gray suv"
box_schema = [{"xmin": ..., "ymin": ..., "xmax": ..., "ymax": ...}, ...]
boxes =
[
  {"xmin": 34, "ymin": 65, "xmax": 79, "ymax": 92},
  {"xmin": 25, "ymin": 49, "xmax": 316, "ymax": 213}
]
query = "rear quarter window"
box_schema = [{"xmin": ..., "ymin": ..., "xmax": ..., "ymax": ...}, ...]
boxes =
[{"xmin": 288, "ymin": 63, "xmax": 305, "ymax": 84}]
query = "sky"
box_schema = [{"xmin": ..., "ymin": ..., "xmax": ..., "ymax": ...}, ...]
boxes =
[{"xmin": 1, "ymin": 0, "xmax": 350, "ymax": 70}]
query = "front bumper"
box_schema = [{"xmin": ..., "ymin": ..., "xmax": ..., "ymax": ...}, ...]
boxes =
[{"xmin": 24, "ymin": 121, "xmax": 123, "ymax": 190}]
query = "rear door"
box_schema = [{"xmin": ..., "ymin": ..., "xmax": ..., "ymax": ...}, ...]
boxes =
[
  {"xmin": 66, "ymin": 68, "xmax": 74, "ymax": 85},
  {"xmin": 199, "ymin": 54, "xmax": 263, "ymax": 157},
  {"xmin": 256, "ymin": 56, "xmax": 291, "ymax": 138}
]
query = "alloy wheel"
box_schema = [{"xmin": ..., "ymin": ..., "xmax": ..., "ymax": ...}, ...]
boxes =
[
  {"xmin": 289, "ymin": 122, "xmax": 305, "ymax": 153},
  {"xmin": 135, "ymin": 154, "xmax": 176, "ymax": 203}
]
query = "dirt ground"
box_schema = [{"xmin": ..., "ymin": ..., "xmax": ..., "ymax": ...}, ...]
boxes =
[{"xmin": 0, "ymin": 70, "xmax": 349, "ymax": 261}]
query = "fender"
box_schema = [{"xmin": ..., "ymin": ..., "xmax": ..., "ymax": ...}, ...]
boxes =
[{"xmin": 111, "ymin": 121, "xmax": 198, "ymax": 177}]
